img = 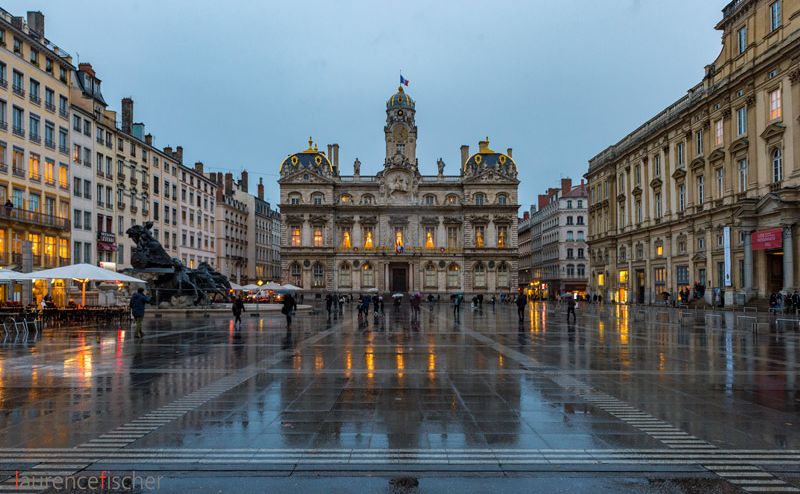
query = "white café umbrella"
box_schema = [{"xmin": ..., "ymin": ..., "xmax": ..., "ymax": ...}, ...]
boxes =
[
  {"xmin": 17, "ymin": 263, "xmax": 145, "ymax": 306},
  {"xmin": 241, "ymin": 284, "xmax": 261, "ymax": 291},
  {"xmin": 280, "ymin": 283, "xmax": 303, "ymax": 291},
  {"xmin": 0, "ymin": 268, "xmax": 24, "ymax": 281},
  {"xmin": 229, "ymin": 282, "xmax": 244, "ymax": 291},
  {"xmin": 261, "ymin": 281, "xmax": 282, "ymax": 291}
]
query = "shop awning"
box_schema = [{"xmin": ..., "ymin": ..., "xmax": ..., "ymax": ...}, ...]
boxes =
[{"xmin": 97, "ymin": 241, "xmax": 117, "ymax": 252}]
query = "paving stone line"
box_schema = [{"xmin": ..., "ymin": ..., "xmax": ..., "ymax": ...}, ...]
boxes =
[
  {"xmin": 460, "ymin": 318, "xmax": 800, "ymax": 494},
  {"xmin": 0, "ymin": 324, "xmax": 339, "ymax": 492}
]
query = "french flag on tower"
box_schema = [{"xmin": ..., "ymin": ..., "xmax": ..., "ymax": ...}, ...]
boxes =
[{"xmin": 400, "ymin": 74, "xmax": 409, "ymax": 86}]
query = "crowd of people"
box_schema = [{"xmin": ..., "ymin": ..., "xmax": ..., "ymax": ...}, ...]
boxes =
[{"xmin": 769, "ymin": 290, "xmax": 800, "ymax": 313}]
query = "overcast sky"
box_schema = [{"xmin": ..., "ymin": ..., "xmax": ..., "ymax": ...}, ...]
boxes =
[{"xmin": 7, "ymin": 0, "xmax": 724, "ymax": 207}]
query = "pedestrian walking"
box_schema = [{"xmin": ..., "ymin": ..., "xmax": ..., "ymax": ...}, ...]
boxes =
[
  {"xmin": 516, "ymin": 293, "xmax": 527, "ymax": 322},
  {"xmin": 232, "ymin": 296, "xmax": 245, "ymax": 328},
  {"xmin": 567, "ymin": 296, "xmax": 577, "ymax": 323},
  {"xmin": 282, "ymin": 293, "xmax": 296, "ymax": 326},
  {"xmin": 325, "ymin": 293, "xmax": 334, "ymax": 319},
  {"xmin": 130, "ymin": 288, "xmax": 150, "ymax": 338}
]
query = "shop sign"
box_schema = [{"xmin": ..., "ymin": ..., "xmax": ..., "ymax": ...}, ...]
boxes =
[{"xmin": 752, "ymin": 228, "xmax": 783, "ymax": 250}]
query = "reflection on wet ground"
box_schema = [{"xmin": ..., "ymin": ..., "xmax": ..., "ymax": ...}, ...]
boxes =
[{"xmin": 0, "ymin": 302, "xmax": 798, "ymax": 491}]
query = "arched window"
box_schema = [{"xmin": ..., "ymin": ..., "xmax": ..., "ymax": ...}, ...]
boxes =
[
  {"xmin": 497, "ymin": 194, "xmax": 508, "ymax": 205},
  {"xmin": 311, "ymin": 192, "xmax": 324, "ymax": 206},
  {"xmin": 424, "ymin": 194, "xmax": 436, "ymax": 206},
  {"xmin": 447, "ymin": 263, "xmax": 461, "ymax": 289},
  {"xmin": 424, "ymin": 262, "xmax": 437, "ymax": 288},
  {"xmin": 312, "ymin": 262, "xmax": 325, "ymax": 288},
  {"xmin": 497, "ymin": 262, "xmax": 509, "ymax": 288},
  {"xmin": 577, "ymin": 264, "xmax": 586, "ymax": 277},
  {"xmin": 339, "ymin": 193, "xmax": 352, "ymax": 204},
  {"xmin": 566, "ymin": 264, "xmax": 575, "ymax": 277},
  {"xmin": 772, "ymin": 148, "xmax": 783, "ymax": 183},
  {"xmin": 446, "ymin": 194, "xmax": 459, "ymax": 205},
  {"xmin": 474, "ymin": 262, "xmax": 486, "ymax": 288},
  {"xmin": 361, "ymin": 194, "xmax": 374, "ymax": 205},
  {"xmin": 474, "ymin": 193, "xmax": 486, "ymax": 206},
  {"xmin": 288, "ymin": 192, "xmax": 301, "ymax": 205},
  {"xmin": 338, "ymin": 262, "xmax": 351, "ymax": 288},
  {"xmin": 361, "ymin": 262, "xmax": 374, "ymax": 287},
  {"xmin": 290, "ymin": 262, "xmax": 302, "ymax": 286}
]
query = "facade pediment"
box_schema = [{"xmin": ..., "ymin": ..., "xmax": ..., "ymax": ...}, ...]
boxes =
[
  {"xmin": 334, "ymin": 216, "xmax": 355, "ymax": 225},
  {"xmin": 309, "ymin": 214, "xmax": 329, "ymax": 225},
  {"xmin": 708, "ymin": 148, "xmax": 725, "ymax": 162},
  {"xmin": 358, "ymin": 215, "xmax": 378, "ymax": 224},
  {"xmin": 632, "ymin": 186, "xmax": 642, "ymax": 197},
  {"xmin": 671, "ymin": 167, "xmax": 687, "ymax": 180},
  {"xmin": 442, "ymin": 216, "xmax": 463, "ymax": 225},
  {"xmin": 728, "ymin": 137, "xmax": 749, "ymax": 154},
  {"xmin": 690, "ymin": 156, "xmax": 706, "ymax": 171},
  {"xmin": 760, "ymin": 122, "xmax": 785, "ymax": 142},
  {"xmin": 467, "ymin": 214, "xmax": 490, "ymax": 224},
  {"xmin": 649, "ymin": 177, "xmax": 663, "ymax": 189}
]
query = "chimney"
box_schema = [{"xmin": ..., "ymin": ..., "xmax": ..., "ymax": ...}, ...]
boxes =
[
  {"xmin": 506, "ymin": 148, "xmax": 513, "ymax": 158},
  {"xmin": 332, "ymin": 143, "xmax": 340, "ymax": 170},
  {"xmin": 460, "ymin": 145, "xmax": 469, "ymax": 168},
  {"xmin": 121, "ymin": 98, "xmax": 133, "ymax": 134},
  {"xmin": 163, "ymin": 146, "xmax": 172, "ymax": 157},
  {"xmin": 478, "ymin": 138, "xmax": 490, "ymax": 153},
  {"xmin": 144, "ymin": 133, "xmax": 153, "ymax": 146},
  {"xmin": 538, "ymin": 194, "xmax": 549, "ymax": 210},
  {"xmin": 11, "ymin": 17, "xmax": 23, "ymax": 30},
  {"xmin": 26, "ymin": 11, "xmax": 44, "ymax": 37},
  {"xmin": 327, "ymin": 144, "xmax": 333, "ymax": 161},
  {"xmin": 194, "ymin": 161, "xmax": 204, "ymax": 174},
  {"xmin": 78, "ymin": 63, "xmax": 95, "ymax": 78},
  {"xmin": 131, "ymin": 122, "xmax": 145, "ymax": 141},
  {"xmin": 224, "ymin": 172, "xmax": 234, "ymax": 196},
  {"xmin": 257, "ymin": 177, "xmax": 264, "ymax": 200},
  {"xmin": 523, "ymin": 211, "xmax": 530, "ymax": 221},
  {"xmin": 175, "ymin": 145, "xmax": 183, "ymax": 164},
  {"xmin": 240, "ymin": 170, "xmax": 249, "ymax": 193},
  {"xmin": 561, "ymin": 178, "xmax": 573, "ymax": 195}
]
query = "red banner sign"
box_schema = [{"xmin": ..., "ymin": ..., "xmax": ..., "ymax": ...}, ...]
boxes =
[{"xmin": 752, "ymin": 228, "xmax": 783, "ymax": 250}]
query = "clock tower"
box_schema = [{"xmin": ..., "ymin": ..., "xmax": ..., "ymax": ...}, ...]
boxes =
[{"xmin": 384, "ymin": 86, "xmax": 417, "ymax": 166}]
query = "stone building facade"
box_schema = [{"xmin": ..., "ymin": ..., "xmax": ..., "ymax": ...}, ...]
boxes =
[
  {"xmin": 279, "ymin": 87, "xmax": 520, "ymax": 296},
  {"xmin": 586, "ymin": 0, "xmax": 799, "ymax": 304},
  {"xmin": 178, "ymin": 161, "xmax": 216, "ymax": 269}
]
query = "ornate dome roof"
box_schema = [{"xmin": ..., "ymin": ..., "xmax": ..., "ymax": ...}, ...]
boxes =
[
  {"xmin": 386, "ymin": 86, "xmax": 415, "ymax": 110},
  {"xmin": 280, "ymin": 137, "xmax": 335, "ymax": 176},
  {"xmin": 463, "ymin": 137, "xmax": 517, "ymax": 178}
]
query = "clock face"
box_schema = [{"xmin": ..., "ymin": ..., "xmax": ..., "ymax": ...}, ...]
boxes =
[{"xmin": 397, "ymin": 110, "xmax": 404, "ymax": 117}]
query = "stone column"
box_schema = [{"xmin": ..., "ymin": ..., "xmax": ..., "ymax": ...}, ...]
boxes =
[
  {"xmin": 783, "ymin": 225, "xmax": 794, "ymax": 290},
  {"xmin": 743, "ymin": 231, "xmax": 753, "ymax": 291}
]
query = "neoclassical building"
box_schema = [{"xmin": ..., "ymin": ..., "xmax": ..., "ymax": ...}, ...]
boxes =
[
  {"xmin": 586, "ymin": 0, "xmax": 799, "ymax": 305},
  {"xmin": 279, "ymin": 86, "xmax": 520, "ymax": 296}
]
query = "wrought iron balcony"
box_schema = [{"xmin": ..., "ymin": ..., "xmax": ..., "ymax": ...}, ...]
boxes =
[{"xmin": 0, "ymin": 206, "xmax": 70, "ymax": 230}]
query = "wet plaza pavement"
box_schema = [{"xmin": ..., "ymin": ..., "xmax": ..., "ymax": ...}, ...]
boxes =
[{"xmin": 0, "ymin": 301, "xmax": 798, "ymax": 492}]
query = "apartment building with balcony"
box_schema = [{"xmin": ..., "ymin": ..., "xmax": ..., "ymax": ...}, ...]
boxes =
[
  {"xmin": 209, "ymin": 171, "xmax": 248, "ymax": 283},
  {"xmin": 528, "ymin": 178, "xmax": 588, "ymax": 299},
  {"xmin": 0, "ymin": 10, "xmax": 72, "ymax": 301},
  {"xmin": 178, "ymin": 161, "xmax": 216, "ymax": 269}
]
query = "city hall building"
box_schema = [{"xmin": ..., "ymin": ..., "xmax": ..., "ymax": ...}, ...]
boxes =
[
  {"xmin": 586, "ymin": 0, "xmax": 799, "ymax": 305},
  {"xmin": 278, "ymin": 86, "xmax": 520, "ymax": 296}
]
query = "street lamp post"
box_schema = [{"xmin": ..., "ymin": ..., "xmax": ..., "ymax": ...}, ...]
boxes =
[{"xmin": 254, "ymin": 279, "xmax": 263, "ymax": 317}]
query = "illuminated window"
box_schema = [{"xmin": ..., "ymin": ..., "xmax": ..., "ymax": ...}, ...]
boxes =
[
  {"xmin": 425, "ymin": 226, "xmax": 435, "ymax": 249},
  {"xmin": 44, "ymin": 158, "xmax": 54, "ymax": 185},
  {"xmin": 619, "ymin": 270, "xmax": 629, "ymax": 284},
  {"xmin": 291, "ymin": 225, "xmax": 301, "ymax": 246},
  {"xmin": 362, "ymin": 263, "xmax": 374, "ymax": 287},
  {"xmin": 44, "ymin": 236, "xmax": 55, "ymax": 265},
  {"xmin": 28, "ymin": 233, "xmax": 41, "ymax": 256},
  {"xmin": 769, "ymin": 88, "xmax": 782, "ymax": 121},
  {"xmin": 656, "ymin": 244, "xmax": 664, "ymax": 256},
  {"xmin": 474, "ymin": 225, "xmax": 485, "ymax": 248},
  {"xmin": 363, "ymin": 226, "xmax": 374, "ymax": 249},
  {"xmin": 59, "ymin": 164, "xmax": 68, "ymax": 189},
  {"xmin": 340, "ymin": 194, "xmax": 351, "ymax": 204},
  {"xmin": 341, "ymin": 227, "xmax": 351, "ymax": 249},
  {"xmin": 29, "ymin": 153, "xmax": 40, "ymax": 180},
  {"xmin": 597, "ymin": 273, "xmax": 605, "ymax": 287},
  {"xmin": 497, "ymin": 226, "xmax": 507, "ymax": 248},
  {"xmin": 446, "ymin": 194, "xmax": 458, "ymax": 205},
  {"xmin": 313, "ymin": 227, "xmax": 323, "ymax": 247},
  {"xmin": 394, "ymin": 227, "xmax": 404, "ymax": 251}
]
